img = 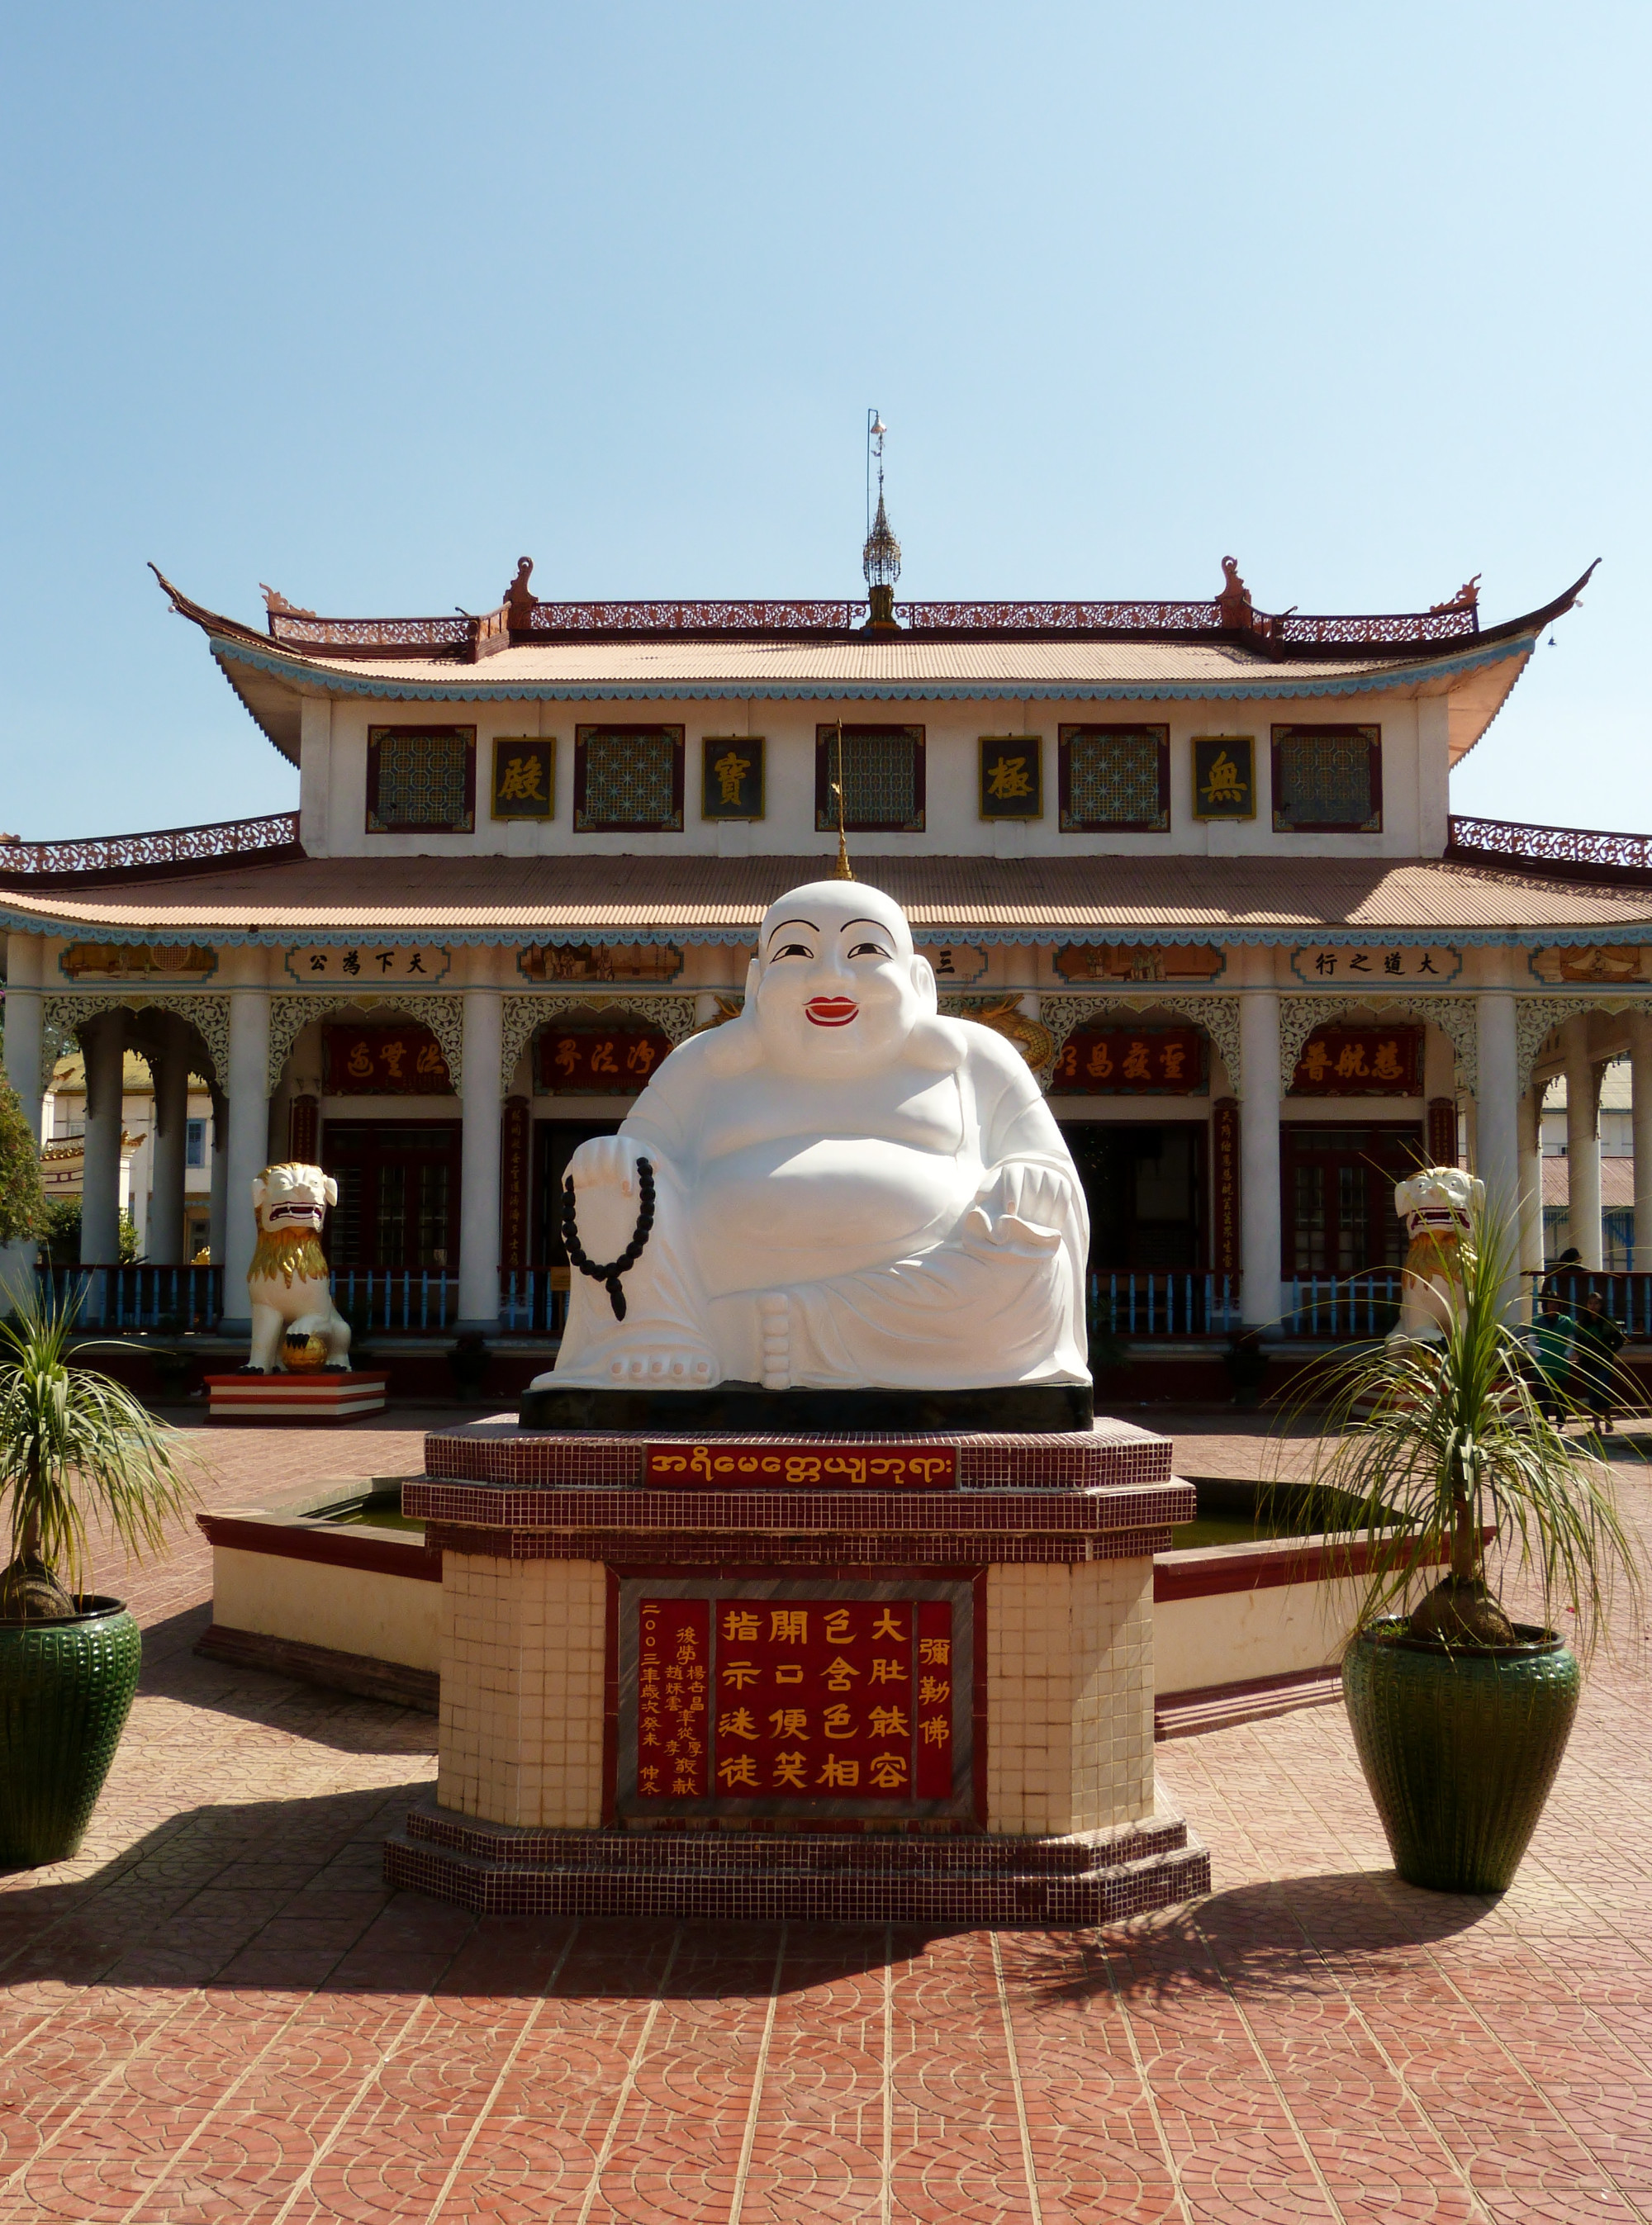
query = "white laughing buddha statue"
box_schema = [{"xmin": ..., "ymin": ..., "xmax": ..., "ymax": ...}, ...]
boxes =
[{"xmin": 537, "ymin": 878, "xmax": 1092, "ymax": 1395}]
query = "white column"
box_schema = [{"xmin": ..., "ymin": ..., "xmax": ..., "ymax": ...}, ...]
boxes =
[
  {"xmin": 1, "ymin": 932, "xmax": 45, "ymax": 1299},
  {"xmin": 1561, "ymin": 1015, "xmax": 1602, "ymax": 1270},
  {"xmin": 220, "ymin": 984, "xmax": 271, "ymax": 1336},
  {"xmin": 1475, "ymin": 990, "xmax": 1521, "ymax": 1310},
  {"xmin": 1517, "ymin": 1087, "xmax": 1544, "ymax": 1303},
  {"xmin": 81, "ymin": 1013, "xmax": 127, "ymax": 1265},
  {"xmin": 458, "ymin": 970, "xmax": 502, "ymax": 1331},
  {"xmin": 146, "ymin": 1027, "xmax": 190, "ymax": 1266},
  {"xmin": 1239, "ymin": 985, "xmax": 1283, "ymax": 1327},
  {"xmin": 1630, "ymin": 1016, "xmax": 1652, "ymax": 1272}
]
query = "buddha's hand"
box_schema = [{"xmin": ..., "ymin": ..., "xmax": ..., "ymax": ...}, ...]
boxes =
[
  {"xmin": 565, "ymin": 1134, "xmax": 653, "ymax": 1196},
  {"xmin": 963, "ymin": 1161, "xmax": 1077, "ymax": 1253}
]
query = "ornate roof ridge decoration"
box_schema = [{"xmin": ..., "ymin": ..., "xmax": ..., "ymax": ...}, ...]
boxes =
[
  {"xmin": 1447, "ymin": 812, "xmax": 1652, "ymax": 890},
  {"xmin": 149, "ymin": 557, "xmax": 1599, "ymax": 667},
  {"xmin": 0, "ymin": 811, "xmax": 301, "ymax": 887}
]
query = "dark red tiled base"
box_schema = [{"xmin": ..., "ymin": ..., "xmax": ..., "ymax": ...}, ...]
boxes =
[{"xmin": 383, "ymin": 1796, "xmax": 1211, "ymax": 1926}]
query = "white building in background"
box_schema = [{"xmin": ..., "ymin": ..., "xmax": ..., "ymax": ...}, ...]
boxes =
[
  {"xmin": 39, "ymin": 1046, "xmax": 216, "ymax": 1260},
  {"xmin": 1542, "ymin": 1059, "xmax": 1637, "ymax": 1265}
]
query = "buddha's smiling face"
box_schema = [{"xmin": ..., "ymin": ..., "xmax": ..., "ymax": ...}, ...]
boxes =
[{"xmin": 751, "ymin": 882, "xmax": 933, "ymax": 1079}]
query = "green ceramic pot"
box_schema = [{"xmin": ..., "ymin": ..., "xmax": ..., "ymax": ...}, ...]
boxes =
[
  {"xmin": 0, "ymin": 1597, "xmax": 141, "ymax": 1867},
  {"xmin": 1343, "ymin": 1619, "xmax": 1579, "ymax": 1893}
]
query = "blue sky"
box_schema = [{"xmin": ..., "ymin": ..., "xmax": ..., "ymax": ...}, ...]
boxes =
[{"xmin": 0, "ymin": 2, "xmax": 1644, "ymax": 838}]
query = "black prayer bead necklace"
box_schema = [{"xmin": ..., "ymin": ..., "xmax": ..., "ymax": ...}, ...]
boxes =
[{"xmin": 562, "ymin": 1156, "xmax": 655, "ymax": 1321}]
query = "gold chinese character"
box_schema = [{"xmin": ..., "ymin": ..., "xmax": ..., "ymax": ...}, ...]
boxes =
[
  {"xmin": 868, "ymin": 1753, "xmax": 909, "ymax": 1790},
  {"xmin": 772, "ymin": 1751, "xmax": 808, "ymax": 1790},
  {"xmin": 638, "ymin": 1766, "xmax": 660, "ymax": 1793},
  {"xmin": 871, "ymin": 1610, "xmax": 906, "ymax": 1640},
  {"xmin": 497, "ymin": 753, "xmax": 545, "ymax": 804},
  {"xmin": 345, "ymin": 1041, "xmax": 373, "ymax": 1079},
  {"xmin": 773, "ymin": 1664, "xmax": 805, "ymax": 1685},
  {"xmin": 1302, "ymin": 1042, "xmax": 1332, "ymax": 1083},
  {"xmin": 722, "ymin": 1660, "xmax": 758, "ymax": 1689},
  {"xmin": 1201, "ymin": 749, "xmax": 1245, "ymax": 808},
  {"xmin": 553, "ymin": 1037, "xmax": 581, "ymax": 1075},
  {"xmin": 1122, "ymin": 1040, "xmax": 1151, "ymax": 1082},
  {"xmin": 714, "ymin": 748, "xmax": 750, "ymax": 806},
  {"xmin": 868, "ymin": 1706, "xmax": 909, "ymax": 1739},
  {"xmin": 722, "ymin": 1611, "xmax": 760, "ymax": 1642},
  {"xmin": 822, "ymin": 1608, "xmax": 852, "ymax": 1644},
  {"xmin": 918, "ymin": 1677, "xmax": 950, "ymax": 1706},
  {"xmin": 1086, "ymin": 1042, "xmax": 1114, "ymax": 1079},
  {"xmin": 822, "ymin": 1705, "xmax": 856, "ymax": 1740},
  {"xmin": 1161, "ymin": 1044, "xmax": 1186, "ymax": 1082},
  {"xmin": 919, "ymin": 1639, "xmax": 951, "ymax": 1666},
  {"xmin": 823, "ymin": 1656, "xmax": 861, "ymax": 1691},
  {"xmin": 1335, "ymin": 1043, "xmax": 1369, "ymax": 1079},
  {"xmin": 1371, "ymin": 1039, "xmax": 1403, "ymax": 1081},
  {"xmin": 869, "ymin": 1657, "xmax": 907, "ymax": 1684},
  {"xmin": 625, "ymin": 1039, "xmax": 657, "ymax": 1075},
  {"xmin": 770, "ymin": 1611, "xmax": 808, "ymax": 1644},
  {"xmin": 590, "ymin": 1040, "xmax": 619, "ymax": 1075},
  {"xmin": 816, "ymin": 1757, "xmax": 859, "ymax": 1789},
  {"xmin": 768, "ymin": 1708, "xmax": 809, "ymax": 1739},
  {"xmin": 920, "ymin": 1717, "xmax": 951, "ymax": 1746},
  {"xmin": 717, "ymin": 1754, "xmax": 759, "ymax": 1789},
  {"xmin": 717, "ymin": 1709, "xmax": 757, "ymax": 1740},
  {"xmin": 986, "ymin": 753, "xmax": 1033, "ymax": 802}
]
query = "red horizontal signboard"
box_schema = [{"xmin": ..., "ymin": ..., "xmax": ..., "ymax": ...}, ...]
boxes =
[
  {"xmin": 1053, "ymin": 1022, "xmax": 1205, "ymax": 1094},
  {"xmin": 634, "ymin": 1595, "xmax": 954, "ymax": 1807},
  {"xmin": 1291, "ymin": 1024, "xmax": 1422, "ymax": 1096},
  {"xmin": 643, "ymin": 1442, "xmax": 957, "ymax": 1490},
  {"xmin": 539, "ymin": 1022, "xmax": 674, "ymax": 1095},
  {"xmin": 324, "ymin": 1024, "xmax": 452, "ymax": 1095}
]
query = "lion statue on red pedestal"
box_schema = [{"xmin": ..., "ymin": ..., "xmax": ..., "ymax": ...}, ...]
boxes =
[{"xmin": 241, "ymin": 1162, "xmax": 353, "ymax": 1375}]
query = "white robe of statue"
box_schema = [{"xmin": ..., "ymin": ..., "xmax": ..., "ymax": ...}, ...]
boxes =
[{"xmin": 537, "ymin": 879, "xmax": 1091, "ymax": 1393}]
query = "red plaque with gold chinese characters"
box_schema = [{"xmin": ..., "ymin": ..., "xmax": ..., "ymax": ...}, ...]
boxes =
[
  {"xmin": 538, "ymin": 1021, "xmax": 674, "ymax": 1096},
  {"xmin": 324, "ymin": 1023, "xmax": 452, "ymax": 1094},
  {"xmin": 1052, "ymin": 1022, "xmax": 1205, "ymax": 1094},
  {"xmin": 1290, "ymin": 1023, "xmax": 1422, "ymax": 1097},
  {"xmin": 620, "ymin": 1579, "xmax": 974, "ymax": 1821}
]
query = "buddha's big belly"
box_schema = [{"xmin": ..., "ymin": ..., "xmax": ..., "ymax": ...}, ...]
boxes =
[{"xmin": 691, "ymin": 1135, "xmax": 978, "ymax": 1295}]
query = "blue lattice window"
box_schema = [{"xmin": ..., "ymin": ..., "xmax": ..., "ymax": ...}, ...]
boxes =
[
  {"xmin": 1057, "ymin": 727, "xmax": 1170, "ymax": 832},
  {"xmin": 1271, "ymin": 726, "xmax": 1382, "ymax": 833},
  {"xmin": 365, "ymin": 728, "xmax": 476, "ymax": 833},
  {"xmin": 574, "ymin": 728, "xmax": 685, "ymax": 831},
  {"xmin": 814, "ymin": 726, "xmax": 925, "ymax": 833}
]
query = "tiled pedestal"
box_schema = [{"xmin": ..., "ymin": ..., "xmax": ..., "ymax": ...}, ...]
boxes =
[{"xmin": 383, "ymin": 1418, "xmax": 1212, "ymax": 1925}]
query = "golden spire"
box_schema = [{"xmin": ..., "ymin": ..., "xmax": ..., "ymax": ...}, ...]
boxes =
[{"xmin": 831, "ymin": 720, "xmax": 854, "ymax": 880}]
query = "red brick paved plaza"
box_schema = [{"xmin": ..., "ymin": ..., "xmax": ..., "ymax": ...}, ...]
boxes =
[{"xmin": 2, "ymin": 1410, "xmax": 1649, "ymax": 2223}]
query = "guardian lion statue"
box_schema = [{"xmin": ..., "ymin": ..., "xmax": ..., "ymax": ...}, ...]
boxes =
[
  {"xmin": 241, "ymin": 1162, "xmax": 353, "ymax": 1374},
  {"xmin": 1390, "ymin": 1164, "xmax": 1483, "ymax": 1343}
]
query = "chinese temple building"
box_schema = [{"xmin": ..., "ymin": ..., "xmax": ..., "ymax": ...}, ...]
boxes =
[{"xmin": 5, "ymin": 551, "xmax": 1651, "ymax": 1382}]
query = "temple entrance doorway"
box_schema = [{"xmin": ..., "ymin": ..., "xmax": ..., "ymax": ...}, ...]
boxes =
[
  {"xmin": 1060, "ymin": 1122, "xmax": 1205, "ymax": 1271},
  {"xmin": 1280, "ymin": 1122, "xmax": 1419, "ymax": 1275},
  {"xmin": 321, "ymin": 1121, "xmax": 461, "ymax": 1269}
]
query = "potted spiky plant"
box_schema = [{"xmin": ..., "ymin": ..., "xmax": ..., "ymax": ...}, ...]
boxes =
[
  {"xmin": 1290, "ymin": 1199, "xmax": 1640, "ymax": 1894},
  {"xmin": 0, "ymin": 1289, "xmax": 196, "ymax": 1866}
]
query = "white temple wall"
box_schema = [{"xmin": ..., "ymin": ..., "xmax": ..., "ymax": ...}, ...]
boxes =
[{"xmin": 311, "ymin": 686, "xmax": 1434, "ymax": 864}]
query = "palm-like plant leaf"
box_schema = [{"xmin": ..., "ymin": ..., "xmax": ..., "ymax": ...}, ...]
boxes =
[
  {"xmin": 0, "ymin": 1285, "xmax": 198, "ymax": 1604},
  {"xmin": 1276, "ymin": 1198, "xmax": 1641, "ymax": 1660}
]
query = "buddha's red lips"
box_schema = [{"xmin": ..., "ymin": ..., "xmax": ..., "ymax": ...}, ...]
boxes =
[{"xmin": 805, "ymin": 999, "xmax": 859, "ymax": 1027}]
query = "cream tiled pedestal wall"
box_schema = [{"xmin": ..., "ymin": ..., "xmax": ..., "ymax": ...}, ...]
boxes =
[
  {"xmin": 437, "ymin": 1554, "xmax": 606, "ymax": 1829},
  {"xmin": 394, "ymin": 1421, "xmax": 1209, "ymax": 1924},
  {"xmin": 985, "ymin": 1559, "xmax": 1155, "ymax": 1835}
]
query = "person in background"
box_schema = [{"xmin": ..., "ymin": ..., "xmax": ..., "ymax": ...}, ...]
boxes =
[
  {"xmin": 1569, "ymin": 1288, "xmax": 1626, "ymax": 1437},
  {"xmin": 1529, "ymin": 1295, "xmax": 1574, "ymax": 1423}
]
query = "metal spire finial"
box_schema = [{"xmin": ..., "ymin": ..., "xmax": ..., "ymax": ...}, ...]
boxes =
[{"xmin": 862, "ymin": 408, "xmax": 901, "ymax": 628}]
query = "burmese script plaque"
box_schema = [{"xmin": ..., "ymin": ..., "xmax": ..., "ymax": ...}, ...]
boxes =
[
  {"xmin": 642, "ymin": 1442, "xmax": 957, "ymax": 1491},
  {"xmin": 618, "ymin": 1579, "xmax": 975, "ymax": 1822}
]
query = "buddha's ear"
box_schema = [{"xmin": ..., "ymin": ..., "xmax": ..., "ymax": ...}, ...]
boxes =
[{"xmin": 909, "ymin": 954, "xmax": 938, "ymax": 1013}]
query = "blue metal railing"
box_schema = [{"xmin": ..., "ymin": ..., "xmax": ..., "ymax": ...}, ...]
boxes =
[
  {"xmin": 1536, "ymin": 1269, "xmax": 1652, "ymax": 1338},
  {"xmin": 498, "ymin": 1269, "xmax": 571, "ymax": 1336},
  {"xmin": 1087, "ymin": 1270, "xmax": 1242, "ymax": 1339},
  {"xmin": 1282, "ymin": 1271, "xmax": 1405, "ymax": 1340},
  {"xmin": 327, "ymin": 1269, "xmax": 457, "ymax": 1334},
  {"xmin": 34, "ymin": 1264, "xmax": 223, "ymax": 1332}
]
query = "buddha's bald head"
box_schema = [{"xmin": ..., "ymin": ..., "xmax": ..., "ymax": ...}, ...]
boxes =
[{"xmin": 744, "ymin": 879, "xmax": 937, "ymax": 1079}]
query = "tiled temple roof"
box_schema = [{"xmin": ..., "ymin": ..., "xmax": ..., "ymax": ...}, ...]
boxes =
[{"xmin": 5, "ymin": 852, "xmax": 1652, "ymax": 947}]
